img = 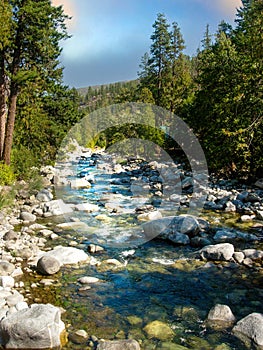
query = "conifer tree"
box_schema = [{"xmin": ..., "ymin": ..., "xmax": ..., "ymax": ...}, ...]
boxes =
[{"xmin": 0, "ymin": 0, "xmax": 68, "ymax": 165}]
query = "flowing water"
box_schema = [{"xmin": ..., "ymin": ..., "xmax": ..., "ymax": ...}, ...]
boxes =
[{"xmin": 27, "ymin": 154, "xmax": 263, "ymax": 350}]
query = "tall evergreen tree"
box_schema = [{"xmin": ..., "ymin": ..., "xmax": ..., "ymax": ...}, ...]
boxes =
[
  {"xmin": 138, "ymin": 13, "xmax": 171, "ymax": 108},
  {"xmin": 0, "ymin": 0, "xmax": 68, "ymax": 165}
]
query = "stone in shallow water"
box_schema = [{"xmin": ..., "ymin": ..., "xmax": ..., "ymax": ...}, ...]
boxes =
[
  {"xmin": 207, "ymin": 304, "xmax": 235, "ymax": 328},
  {"xmin": 78, "ymin": 276, "xmax": 99, "ymax": 284},
  {"xmin": 232, "ymin": 312, "xmax": 263, "ymax": 347},
  {"xmin": 184, "ymin": 335, "xmax": 211, "ymax": 349},
  {"xmin": 97, "ymin": 339, "xmax": 140, "ymax": 350},
  {"xmin": 143, "ymin": 320, "xmax": 174, "ymax": 341},
  {"xmin": 199, "ymin": 243, "xmax": 235, "ymax": 261},
  {"xmin": 158, "ymin": 343, "xmax": 189, "ymax": 350}
]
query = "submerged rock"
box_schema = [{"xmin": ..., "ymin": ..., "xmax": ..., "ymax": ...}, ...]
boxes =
[
  {"xmin": 143, "ymin": 320, "xmax": 174, "ymax": 341},
  {"xmin": 97, "ymin": 339, "xmax": 140, "ymax": 350}
]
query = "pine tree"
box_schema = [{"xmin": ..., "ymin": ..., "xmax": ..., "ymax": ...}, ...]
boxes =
[{"xmin": 0, "ymin": 0, "xmax": 68, "ymax": 165}]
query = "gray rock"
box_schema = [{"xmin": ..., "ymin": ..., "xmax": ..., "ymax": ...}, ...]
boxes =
[
  {"xmin": 199, "ymin": 243, "xmax": 235, "ymax": 261},
  {"xmin": 20, "ymin": 212, "xmax": 36, "ymax": 222},
  {"xmin": 0, "ymin": 303, "xmax": 65, "ymax": 349},
  {"xmin": 256, "ymin": 210, "xmax": 263, "ymax": 221},
  {"xmin": 37, "ymin": 256, "xmax": 61, "ymax": 275},
  {"xmin": 142, "ymin": 215, "xmax": 201, "ymax": 241},
  {"xmin": 190, "ymin": 236, "xmax": 212, "ymax": 248},
  {"xmin": 43, "ymin": 199, "xmax": 74, "ymax": 216},
  {"xmin": 6, "ymin": 291, "xmax": 24, "ymax": 307},
  {"xmin": 233, "ymin": 252, "xmax": 245, "ymax": 264},
  {"xmin": 207, "ymin": 304, "xmax": 235, "ymax": 323},
  {"xmin": 78, "ymin": 276, "xmax": 99, "ymax": 284},
  {"xmin": 88, "ymin": 244, "xmax": 104, "ymax": 254},
  {"xmin": 75, "ymin": 202, "xmax": 99, "ymax": 212},
  {"xmin": 224, "ymin": 201, "xmax": 236, "ymax": 212},
  {"xmin": 213, "ymin": 230, "xmax": 237, "ymax": 243},
  {"xmin": 97, "ymin": 339, "xmax": 140, "ymax": 350},
  {"xmin": 142, "ymin": 217, "xmax": 175, "ymax": 240},
  {"xmin": 243, "ymin": 249, "xmax": 263, "ymax": 260},
  {"xmin": 0, "ymin": 276, "xmax": 15, "ymax": 288},
  {"xmin": 167, "ymin": 232, "xmax": 190, "ymax": 245},
  {"xmin": 70, "ymin": 178, "xmax": 91, "ymax": 189},
  {"xmin": 0, "ymin": 261, "xmax": 15, "ymax": 276},
  {"xmin": 137, "ymin": 210, "xmax": 162, "ymax": 221},
  {"xmin": 43, "ymin": 246, "xmax": 90, "ymax": 266},
  {"xmin": 3, "ymin": 230, "xmax": 18, "ymax": 241},
  {"xmin": 36, "ymin": 189, "xmax": 53, "ymax": 202},
  {"xmin": 240, "ymin": 214, "xmax": 255, "ymax": 222},
  {"xmin": 232, "ymin": 313, "xmax": 263, "ymax": 347}
]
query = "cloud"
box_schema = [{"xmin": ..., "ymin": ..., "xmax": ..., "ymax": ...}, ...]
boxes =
[
  {"xmin": 195, "ymin": 0, "xmax": 242, "ymax": 19},
  {"xmin": 51, "ymin": 0, "xmax": 77, "ymax": 29}
]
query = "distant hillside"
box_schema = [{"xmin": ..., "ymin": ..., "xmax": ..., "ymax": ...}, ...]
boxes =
[
  {"xmin": 77, "ymin": 79, "xmax": 138, "ymax": 96},
  {"xmin": 77, "ymin": 79, "xmax": 139, "ymax": 112}
]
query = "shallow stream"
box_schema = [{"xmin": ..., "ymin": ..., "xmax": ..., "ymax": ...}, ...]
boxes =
[{"xmin": 27, "ymin": 155, "xmax": 263, "ymax": 350}]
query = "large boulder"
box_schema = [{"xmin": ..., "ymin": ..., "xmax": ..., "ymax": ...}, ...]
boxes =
[
  {"xmin": 232, "ymin": 313, "xmax": 263, "ymax": 347},
  {"xmin": 37, "ymin": 256, "xmax": 61, "ymax": 275},
  {"xmin": 0, "ymin": 303, "xmax": 65, "ymax": 349},
  {"xmin": 142, "ymin": 215, "xmax": 201, "ymax": 241},
  {"xmin": 43, "ymin": 246, "xmax": 90, "ymax": 266},
  {"xmin": 97, "ymin": 339, "xmax": 140, "ymax": 350},
  {"xmin": 198, "ymin": 243, "xmax": 235, "ymax": 261}
]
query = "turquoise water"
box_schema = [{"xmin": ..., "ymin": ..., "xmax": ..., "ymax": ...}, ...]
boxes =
[{"xmin": 40, "ymin": 156, "xmax": 263, "ymax": 349}]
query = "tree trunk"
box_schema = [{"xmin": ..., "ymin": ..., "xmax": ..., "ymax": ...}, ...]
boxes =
[
  {"xmin": 2, "ymin": 84, "xmax": 18, "ymax": 165},
  {"xmin": 0, "ymin": 53, "xmax": 6, "ymax": 159}
]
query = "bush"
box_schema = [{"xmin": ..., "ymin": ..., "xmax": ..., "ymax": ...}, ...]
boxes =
[
  {"xmin": 0, "ymin": 163, "xmax": 16, "ymax": 185},
  {"xmin": 11, "ymin": 147, "xmax": 39, "ymax": 180}
]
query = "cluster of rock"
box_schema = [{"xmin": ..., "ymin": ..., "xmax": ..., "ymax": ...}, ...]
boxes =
[
  {"xmin": 0, "ymin": 144, "xmax": 262, "ymax": 349},
  {"xmin": 142, "ymin": 215, "xmax": 262, "ymax": 267},
  {"xmin": 206, "ymin": 304, "xmax": 263, "ymax": 349}
]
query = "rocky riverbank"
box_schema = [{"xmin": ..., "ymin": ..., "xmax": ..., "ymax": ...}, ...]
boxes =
[{"xmin": 0, "ymin": 143, "xmax": 262, "ymax": 349}]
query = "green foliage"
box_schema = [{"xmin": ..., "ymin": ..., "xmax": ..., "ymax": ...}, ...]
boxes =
[
  {"xmin": 0, "ymin": 162, "xmax": 15, "ymax": 185},
  {"xmin": 186, "ymin": 0, "xmax": 263, "ymax": 177},
  {"xmin": 0, "ymin": 186, "xmax": 16, "ymax": 210},
  {"xmin": 11, "ymin": 146, "xmax": 39, "ymax": 180}
]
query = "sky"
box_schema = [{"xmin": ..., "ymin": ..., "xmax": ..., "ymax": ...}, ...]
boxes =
[{"xmin": 52, "ymin": 0, "xmax": 243, "ymax": 88}]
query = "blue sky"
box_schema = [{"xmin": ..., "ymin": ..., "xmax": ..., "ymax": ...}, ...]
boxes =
[{"xmin": 52, "ymin": 0, "xmax": 242, "ymax": 88}]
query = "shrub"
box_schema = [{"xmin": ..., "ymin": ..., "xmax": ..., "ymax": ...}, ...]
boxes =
[{"xmin": 0, "ymin": 163, "xmax": 16, "ymax": 185}]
